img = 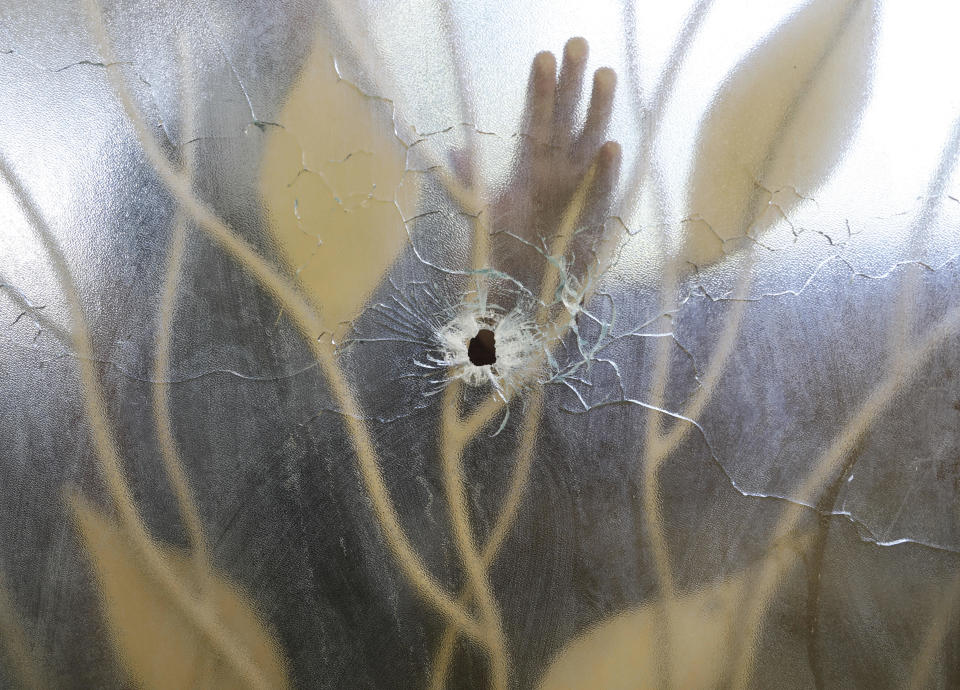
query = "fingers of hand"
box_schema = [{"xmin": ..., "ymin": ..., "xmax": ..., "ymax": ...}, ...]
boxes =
[
  {"xmin": 576, "ymin": 67, "xmax": 617, "ymax": 163},
  {"xmin": 526, "ymin": 51, "xmax": 557, "ymax": 149},
  {"xmin": 523, "ymin": 39, "xmax": 617, "ymax": 166},
  {"xmin": 553, "ymin": 37, "xmax": 589, "ymax": 148},
  {"xmin": 588, "ymin": 141, "xmax": 622, "ymax": 222}
]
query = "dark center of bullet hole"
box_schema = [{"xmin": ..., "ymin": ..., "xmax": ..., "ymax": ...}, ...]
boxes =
[{"xmin": 467, "ymin": 328, "xmax": 497, "ymax": 366}]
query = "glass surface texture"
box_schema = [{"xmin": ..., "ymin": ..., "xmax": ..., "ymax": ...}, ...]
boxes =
[{"xmin": 0, "ymin": 0, "xmax": 959, "ymax": 688}]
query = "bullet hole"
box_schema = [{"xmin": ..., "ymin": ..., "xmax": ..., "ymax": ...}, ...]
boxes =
[{"xmin": 467, "ymin": 328, "xmax": 497, "ymax": 366}]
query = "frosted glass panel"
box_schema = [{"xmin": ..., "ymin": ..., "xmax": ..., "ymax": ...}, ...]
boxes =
[{"xmin": 1, "ymin": 0, "xmax": 958, "ymax": 687}]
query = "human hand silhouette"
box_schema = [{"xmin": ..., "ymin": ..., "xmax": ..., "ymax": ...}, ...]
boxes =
[
  {"xmin": 481, "ymin": 37, "xmax": 622, "ymax": 294},
  {"xmin": 420, "ymin": 38, "xmax": 622, "ymax": 396}
]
